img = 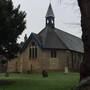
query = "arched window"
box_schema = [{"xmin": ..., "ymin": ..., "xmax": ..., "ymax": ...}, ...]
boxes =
[{"xmin": 29, "ymin": 42, "xmax": 37, "ymax": 59}]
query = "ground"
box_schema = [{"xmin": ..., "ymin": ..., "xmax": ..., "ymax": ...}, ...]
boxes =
[{"xmin": 0, "ymin": 72, "xmax": 79, "ymax": 90}]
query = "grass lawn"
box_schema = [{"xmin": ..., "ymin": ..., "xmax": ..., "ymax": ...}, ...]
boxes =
[{"xmin": 0, "ymin": 72, "xmax": 79, "ymax": 90}]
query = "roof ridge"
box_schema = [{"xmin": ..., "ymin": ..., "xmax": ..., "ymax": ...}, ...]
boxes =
[
  {"xmin": 38, "ymin": 27, "xmax": 48, "ymax": 46},
  {"xmin": 53, "ymin": 28, "xmax": 69, "ymax": 49},
  {"xmin": 43, "ymin": 27, "xmax": 53, "ymax": 46},
  {"xmin": 56, "ymin": 28, "xmax": 81, "ymax": 39},
  {"xmin": 54, "ymin": 28, "xmax": 83, "ymax": 53}
]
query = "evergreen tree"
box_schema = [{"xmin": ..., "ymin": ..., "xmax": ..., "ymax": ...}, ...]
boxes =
[{"xmin": 0, "ymin": 0, "xmax": 26, "ymax": 60}]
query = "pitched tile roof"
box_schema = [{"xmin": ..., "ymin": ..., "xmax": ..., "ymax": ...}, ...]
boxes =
[
  {"xmin": 21, "ymin": 26, "xmax": 84, "ymax": 53},
  {"xmin": 38, "ymin": 26, "xmax": 84, "ymax": 53}
]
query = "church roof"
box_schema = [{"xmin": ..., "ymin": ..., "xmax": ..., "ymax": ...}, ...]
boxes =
[
  {"xmin": 20, "ymin": 3, "xmax": 83, "ymax": 53},
  {"xmin": 46, "ymin": 3, "xmax": 55, "ymax": 18},
  {"xmin": 21, "ymin": 26, "xmax": 83, "ymax": 53},
  {"xmin": 38, "ymin": 26, "xmax": 84, "ymax": 53}
]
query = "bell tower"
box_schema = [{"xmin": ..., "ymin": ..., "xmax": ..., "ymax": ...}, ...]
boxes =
[{"xmin": 46, "ymin": 3, "xmax": 55, "ymax": 28}]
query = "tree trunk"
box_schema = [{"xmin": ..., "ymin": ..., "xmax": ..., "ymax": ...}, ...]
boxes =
[{"xmin": 77, "ymin": 0, "xmax": 90, "ymax": 80}]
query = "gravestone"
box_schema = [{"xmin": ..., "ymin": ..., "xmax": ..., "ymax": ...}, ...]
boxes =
[
  {"xmin": 64, "ymin": 66, "xmax": 69, "ymax": 74},
  {"xmin": 42, "ymin": 70, "xmax": 48, "ymax": 77}
]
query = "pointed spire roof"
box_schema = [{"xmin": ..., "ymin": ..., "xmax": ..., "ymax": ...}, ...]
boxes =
[{"xmin": 46, "ymin": 3, "xmax": 55, "ymax": 18}]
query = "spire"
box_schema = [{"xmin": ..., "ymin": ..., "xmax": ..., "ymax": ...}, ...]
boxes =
[
  {"xmin": 46, "ymin": 3, "xmax": 55, "ymax": 18},
  {"xmin": 45, "ymin": 3, "xmax": 55, "ymax": 27}
]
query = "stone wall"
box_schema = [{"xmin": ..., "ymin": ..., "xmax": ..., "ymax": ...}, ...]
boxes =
[{"xmin": 7, "ymin": 44, "xmax": 83, "ymax": 73}]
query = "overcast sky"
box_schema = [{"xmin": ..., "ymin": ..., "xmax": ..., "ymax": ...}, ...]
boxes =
[{"xmin": 13, "ymin": 0, "xmax": 82, "ymax": 42}]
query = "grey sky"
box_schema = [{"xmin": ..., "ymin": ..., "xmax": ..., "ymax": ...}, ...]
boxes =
[{"xmin": 13, "ymin": 0, "xmax": 82, "ymax": 42}]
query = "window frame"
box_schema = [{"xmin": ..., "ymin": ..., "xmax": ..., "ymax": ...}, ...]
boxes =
[
  {"xmin": 51, "ymin": 49, "xmax": 57, "ymax": 58},
  {"xmin": 29, "ymin": 42, "xmax": 37, "ymax": 59}
]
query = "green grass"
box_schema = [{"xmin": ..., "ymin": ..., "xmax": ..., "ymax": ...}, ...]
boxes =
[{"xmin": 0, "ymin": 72, "xmax": 79, "ymax": 90}]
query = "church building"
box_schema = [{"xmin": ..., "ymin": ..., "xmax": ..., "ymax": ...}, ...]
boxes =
[{"xmin": 8, "ymin": 4, "xmax": 84, "ymax": 73}]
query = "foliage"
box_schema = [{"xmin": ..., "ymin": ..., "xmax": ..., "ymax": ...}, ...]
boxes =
[
  {"xmin": 0, "ymin": 0, "xmax": 26, "ymax": 60},
  {"xmin": 0, "ymin": 72, "xmax": 79, "ymax": 90}
]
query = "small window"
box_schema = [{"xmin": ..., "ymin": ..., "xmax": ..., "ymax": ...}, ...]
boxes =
[
  {"xmin": 29, "ymin": 48, "xmax": 31, "ymax": 58},
  {"xmin": 29, "ymin": 47, "xmax": 37, "ymax": 59},
  {"xmin": 51, "ymin": 49, "xmax": 56, "ymax": 58},
  {"xmin": 29, "ymin": 42, "xmax": 37, "ymax": 59},
  {"xmin": 32, "ymin": 48, "xmax": 34, "ymax": 59},
  {"xmin": 35, "ymin": 47, "xmax": 37, "ymax": 58}
]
